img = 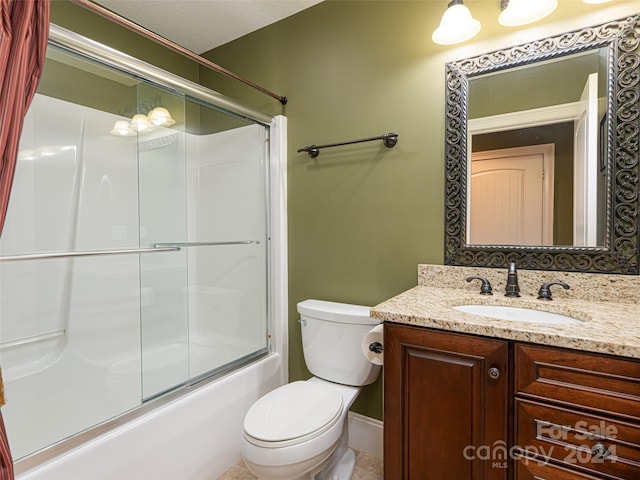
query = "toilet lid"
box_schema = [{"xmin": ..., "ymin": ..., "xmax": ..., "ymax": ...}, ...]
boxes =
[{"xmin": 243, "ymin": 381, "xmax": 343, "ymax": 444}]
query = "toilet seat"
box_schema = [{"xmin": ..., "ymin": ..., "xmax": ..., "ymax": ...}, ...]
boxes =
[{"xmin": 243, "ymin": 381, "xmax": 344, "ymax": 448}]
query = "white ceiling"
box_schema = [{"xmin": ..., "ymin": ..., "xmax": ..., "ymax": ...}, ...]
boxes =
[{"xmin": 94, "ymin": 0, "xmax": 324, "ymax": 54}]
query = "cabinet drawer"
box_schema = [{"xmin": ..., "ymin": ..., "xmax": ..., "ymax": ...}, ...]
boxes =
[
  {"xmin": 515, "ymin": 399, "xmax": 640, "ymax": 480},
  {"xmin": 514, "ymin": 455, "xmax": 605, "ymax": 479},
  {"xmin": 515, "ymin": 343, "xmax": 640, "ymax": 421}
]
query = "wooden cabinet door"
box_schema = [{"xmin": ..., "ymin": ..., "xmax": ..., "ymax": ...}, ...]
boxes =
[{"xmin": 384, "ymin": 323, "xmax": 509, "ymax": 480}]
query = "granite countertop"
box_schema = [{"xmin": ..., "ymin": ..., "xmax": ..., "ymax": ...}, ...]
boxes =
[{"xmin": 371, "ymin": 265, "xmax": 640, "ymax": 359}]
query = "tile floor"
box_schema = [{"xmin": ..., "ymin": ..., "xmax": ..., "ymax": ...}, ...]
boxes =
[{"xmin": 217, "ymin": 449, "xmax": 383, "ymax": 479}]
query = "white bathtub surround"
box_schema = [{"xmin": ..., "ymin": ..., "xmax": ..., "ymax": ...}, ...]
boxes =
[
  {"xmin": 1, "ymin": 96, "xmax": 143, "ymax": 458},
  {"xmin": 1, "ymin": 94, "xmax": 287, "ymax": 480},
  {"xmin": 17, "ymin": 354, "xmax": 283, "ymax": 480},
  {"xmin": 11, "ymin": 113, "xmax": 288, "ymax": 480},
  {"xmin": 2, "ymin": 21, "xmax": 288, "ymax": 477}
]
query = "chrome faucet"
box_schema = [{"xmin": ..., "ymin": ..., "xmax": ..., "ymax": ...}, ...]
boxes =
[{"xmin": 504, "ymin": 262, "xmax": 521, "ymax": 297}]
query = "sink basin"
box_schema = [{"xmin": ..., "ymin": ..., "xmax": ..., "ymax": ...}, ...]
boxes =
[{"xmin": 453, "ymin": 304, "xmax": 583, "ymax": 325}]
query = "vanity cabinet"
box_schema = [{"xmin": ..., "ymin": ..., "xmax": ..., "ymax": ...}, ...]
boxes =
[
  {"xmin": 383, "ymin": 323, "xmax": 509, "ymax": 479},
  {"xmin": 513, "ymin": 343, "xmax": 640, "ymax": 480},
  {"xmin": 383, "ymin": 324, "xmax": 640, "ymax": 480}
]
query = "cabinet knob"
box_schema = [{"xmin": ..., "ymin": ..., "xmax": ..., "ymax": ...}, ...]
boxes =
[{"xmin": 488, "ymin": 367, "xmax": 501, "ymax": 380}]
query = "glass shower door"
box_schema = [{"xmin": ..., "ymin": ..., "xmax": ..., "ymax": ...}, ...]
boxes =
[
  {"xmin": 181, "ymin": 98, "xmax": 269, "ymax": 380},
  {"xmin": 136, "ymin": 86, "xmax": 271, "ymax": 397},
  {"xmin": 0, "ymin": 54, "xmax": 145, "ymax": 459},
  {"xmin": 136, "ymin": 82, "xmax": 190, "ymax": 399},
  {"xmin": 0, "ymin": 36, "xmax": 271, "ymax": 461}
]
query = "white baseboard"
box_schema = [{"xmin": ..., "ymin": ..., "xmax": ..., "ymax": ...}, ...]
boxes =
[{"xmin": 348, "ymin": 412, "xmax": 383, "ymax": 459}]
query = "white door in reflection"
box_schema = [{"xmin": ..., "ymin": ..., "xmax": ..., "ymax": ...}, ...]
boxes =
[
  {"xmin": 573, "ymin": 72, "xmax": 599, "ymax": 247},
  {"xmin": 469, "ymin": 144, "xmax": 555, "ymax": 245}
]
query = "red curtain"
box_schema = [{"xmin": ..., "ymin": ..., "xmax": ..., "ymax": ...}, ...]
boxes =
[{"xmin": 0, "ymin": 0, "xmax": 50, "ymax": 478}]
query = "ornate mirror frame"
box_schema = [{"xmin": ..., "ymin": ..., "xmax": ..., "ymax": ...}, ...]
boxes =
[{"xmin": 444, "ymin": 14, "xmax": 640, "ymax": 274}]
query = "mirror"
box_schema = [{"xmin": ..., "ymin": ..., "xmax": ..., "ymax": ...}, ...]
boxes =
[
  {"xmin": 444, "ymin": 14, "xmax": 640, "ymax": 274},
  {"xmin": 468, "ymin": 49, "xmax": 607, "ymax": 248}
]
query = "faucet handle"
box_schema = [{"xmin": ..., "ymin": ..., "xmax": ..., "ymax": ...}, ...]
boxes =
[
  {"xmin": 466, "ymin": 276, "xmax": 493, "ymax": 295},
  {"xmin": 537, "ymin": 281, "xmax": 570, "ymax": 301}
]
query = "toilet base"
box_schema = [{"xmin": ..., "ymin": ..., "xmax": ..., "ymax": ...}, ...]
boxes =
[
  {"xmin": 316, "ymin": 447, "xmax": 356, "ymax": 480},
  {"xmin": 242, "ymin": 378, "xmax": 363, "ymax": 480}
]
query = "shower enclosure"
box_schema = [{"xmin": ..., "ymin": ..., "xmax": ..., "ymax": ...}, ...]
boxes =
[{"xmin": 0, "ymin": 25, "xmax": 286, "ymax": 468}]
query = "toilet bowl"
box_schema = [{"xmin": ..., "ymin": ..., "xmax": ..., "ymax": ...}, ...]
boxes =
[
  {"xmin": 240, "ymin": 300, "xmax": 381, "ymax": 480},
  {"xmin": 241, "ymin": 378, "xmax": 360, "ymax": 479}
]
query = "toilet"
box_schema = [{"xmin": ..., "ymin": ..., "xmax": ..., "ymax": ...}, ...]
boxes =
[{"xmin": 241, "ymin": 299, "xmax": 382, "ymax": 480}]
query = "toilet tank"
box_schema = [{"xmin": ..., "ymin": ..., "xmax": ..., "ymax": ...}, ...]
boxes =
[{"xmin": 297, "ymin": 299, "xmax": 381, "ymax": 387}]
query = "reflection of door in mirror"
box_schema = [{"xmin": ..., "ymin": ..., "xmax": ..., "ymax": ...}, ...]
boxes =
[
  {"xmin": 471, "ymin": 124, "xmax": 575, "ymax": 246},
  {"xmin": 574, "ymin": 73, "xmax": 599, "ymax": 247},
  {"xmin": 469, "ymin": 145, "xmax": 554, "ymax": 246}
]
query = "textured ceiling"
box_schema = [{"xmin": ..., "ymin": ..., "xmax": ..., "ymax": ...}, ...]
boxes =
[{"xmin": 94, "ymin": 0, "xmax": 324, "ymax": 54}]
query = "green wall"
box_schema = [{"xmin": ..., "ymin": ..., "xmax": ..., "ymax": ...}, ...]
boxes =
[
  {"xmin": 51, "ymin": 0, "xmax": 640, "ymax": 421},
  {"xmin": 200, "ymin": 0, "xmax": 640, "ymax": 421}
]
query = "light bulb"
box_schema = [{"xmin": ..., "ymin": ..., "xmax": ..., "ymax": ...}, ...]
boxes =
[
  {"xmin": 130, "ymin": 114, "xmax": 154, "ymax": 132},
  {"xmin": 499, "ymin": 0, "xmax": 558, "ymax": 27},
  {"xmin": 110, "ymin": 120, "xmax": 135, "ymax": 136},
  {"xmin": 432, "ymin": 0, "xmax": 481, "ymax": 45},
  {"xmin": 147, "ymin": 107, "xmax": 175, "ymax": 126}
]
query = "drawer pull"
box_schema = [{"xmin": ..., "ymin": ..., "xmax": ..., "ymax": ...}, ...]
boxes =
[
  {"xmin": 591, "ymin": 442, "xmax": 610, "ymax": 460},
  {"xmin": 488, "ymin": 367, "xmax": 501, "ymax": 380}
]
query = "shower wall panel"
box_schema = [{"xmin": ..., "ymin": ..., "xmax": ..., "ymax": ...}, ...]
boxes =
[
  {"xmin": 0, "ymin": 97, "xmax": 271, "ymax": 461},
  {"xmin": 1, "ymin": 41, "xmax": 272, "ymax": 463},
  {"xmin": 138, "ymin": 126, "xmax": 190, "ymax": 400},
  {"xmin": 186, "ymin": 125, "xmax": 268, "ymax": 378},
  {"xmin": 0, "ymin": 94, "xmax": 142, "ymax": 459}
]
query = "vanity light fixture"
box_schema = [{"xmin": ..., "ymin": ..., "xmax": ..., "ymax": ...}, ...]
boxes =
[
  {"xmin": 498, "ymin": 0, "xmax": 558, "ymax": 27},
  {"xmin": 110, "ymin": 107, "xmax": 175, "ymax": 136},
  {"xmin": 147, "ymin": 107, "xmax": 175, "ymax": 127},
  {"xmin": 110, "ymin": 120, "xmax": 136, "ymax": 136},
  {"xmin": 130, "ymin": 113, "xmax": 155, "ymax": 133},
  {"xmin": 432, "ymin": 0, "xmax": 481, "ymax": 45}
]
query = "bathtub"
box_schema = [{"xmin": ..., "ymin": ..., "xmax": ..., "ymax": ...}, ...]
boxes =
[
  {"xmin": 16, "ymin": 352, "xmax": 284, "ymax": 480},
  {"xmin": 6, "ymin": 24, "xmax": 289, "ymax": 479}
]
